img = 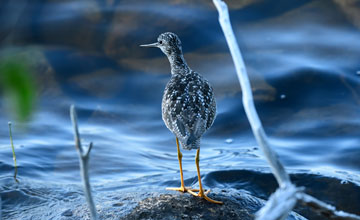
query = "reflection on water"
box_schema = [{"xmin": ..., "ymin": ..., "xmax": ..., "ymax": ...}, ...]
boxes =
[{"xmin": 0, "ymin": 0, "xmax": 360, "ymax": 219}]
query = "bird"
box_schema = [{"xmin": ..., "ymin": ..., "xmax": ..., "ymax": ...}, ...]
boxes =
[{"xmin": 140, "ymin": 32, "xmax": 222, "ymax": 204}]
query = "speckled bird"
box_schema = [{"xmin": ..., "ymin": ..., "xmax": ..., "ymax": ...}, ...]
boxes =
[{"xmin": 141, "ymin": 32, "xmax": 222, "ymax": 204}]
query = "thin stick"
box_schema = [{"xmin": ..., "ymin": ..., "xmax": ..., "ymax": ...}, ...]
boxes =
[
  {"xmin": 212, "ymin": 0, "xmax": 289, "ymax": 189},
  {"xmin": 298, "ymin": 194, "xmax": 360, "ymax": 220},
  {"xmin": 8, "ymin": 122, "xmax": 19, "ymax": 183},
  {"xmin": 70, "ymin": 105, "xmax": 98, "ymax": 220},
  {"xmin": 8, "ymin": 122, "xmax": 17, "ymax": 168},
  {"xmin": 212, "ymin": 1, "xmax": 360, "ymax": 220},
  {"xmin": 256, "ymin": 186, "xmax": 302, "ymax": 220}
]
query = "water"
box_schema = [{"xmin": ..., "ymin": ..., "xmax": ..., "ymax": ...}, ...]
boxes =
[{"xmin": 1, "ymin": 0, "xmax": 360, "ymax": 219}]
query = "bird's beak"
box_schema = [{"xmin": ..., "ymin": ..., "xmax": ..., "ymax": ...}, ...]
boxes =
[{"xmin": 140, "ymin": 42, "xmax": 159, "ymax": 48}]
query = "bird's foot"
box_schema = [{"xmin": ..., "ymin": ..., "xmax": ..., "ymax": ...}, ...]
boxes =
[
  {"xmin": 166, "ymin": 186, "xmax": 197, "ymax": 193},
  {"xmin": 187, "ymin": 189, "xmax": 223, "ymax": 204}
]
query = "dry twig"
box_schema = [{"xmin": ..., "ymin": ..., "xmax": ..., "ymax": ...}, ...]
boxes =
[
  {"xmin": 70, "ymin": 105, "xmax": 98, "ymax": 220},
  {"xmin": 212, "ymin": 1, "xmax": 360, "ymax": 219}
]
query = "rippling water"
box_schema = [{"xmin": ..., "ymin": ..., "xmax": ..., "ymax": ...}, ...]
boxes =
[{"xmin": 1, "ymin": 0, "xmax": 360, "ymax": 219}]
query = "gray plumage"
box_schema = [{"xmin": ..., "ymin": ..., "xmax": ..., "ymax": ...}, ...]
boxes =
[{"xmin": 141, "ymin": 32, "xmax": 216, "ymax": 150}]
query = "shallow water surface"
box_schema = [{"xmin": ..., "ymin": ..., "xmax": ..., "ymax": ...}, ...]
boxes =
[{"xmin": 0, "ymin": 0, "xmax": 360, "ymax": 219}]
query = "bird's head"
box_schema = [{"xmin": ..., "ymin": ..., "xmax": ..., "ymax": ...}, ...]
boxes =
[{"xmin": 140, "ymin": 32, "xmax": 182, "ymax": 57}]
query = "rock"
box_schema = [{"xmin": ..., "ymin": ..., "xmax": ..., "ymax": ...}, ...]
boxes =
[
  {"xmin": 333, "ymin": 0, "xmax": 360, "ymax": 29},
  {"xmin": 123, "ymin": 194, "xmax": 251, "ymax": 220},
  {"xmin": 0, "ymin": 0, "xmax": 28, "ymax": 44},
  {"xmin": 61, "ymin": 209, "xmax": 73, "ymax": 217},
  {"xmin": 112, "ymin": 202, "xmax": 124, "ymax": 207},
  {"xmin": 1, "ymin": 178, "xmax": 308, "ymax": 220},
  {"xmin": 121, "ymin": 189, "xmax": 305, "ymax": 220}
]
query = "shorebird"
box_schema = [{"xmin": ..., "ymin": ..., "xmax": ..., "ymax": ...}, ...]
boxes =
[{"xmin": 141, "ymin": 32, "xmax": 222, "ymax": 204}]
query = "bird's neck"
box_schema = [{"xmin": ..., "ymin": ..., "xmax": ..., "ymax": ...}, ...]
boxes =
[{"xmin": 168, "ymin": 53, "xmax": 189, "ymax": 74}]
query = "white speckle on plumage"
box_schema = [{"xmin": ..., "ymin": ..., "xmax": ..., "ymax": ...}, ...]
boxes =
[
  {"xmin": 141, "ymin": 34, "xmax": 222, "ymax": 203},
  {"xmin": 153, "ymin": 33, "xmax": 216, "ymax": 150},
  {"xmin": 142, "ymin": 32, "xmax": 216, "ymax": 150}
]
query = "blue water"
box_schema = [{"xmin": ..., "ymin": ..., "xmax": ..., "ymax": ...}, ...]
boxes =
[{"xmin": 1, "ymin": 0, "xmax": 360, "ymax": 219}]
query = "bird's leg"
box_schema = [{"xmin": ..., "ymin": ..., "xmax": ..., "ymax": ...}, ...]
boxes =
[
  {"xmin": 166, "ymin": 137, "xmax": 197, "ymax": 193},
  {"xmin": 187, "ymin": 148, "xmax": 223, "ymax": 204}
]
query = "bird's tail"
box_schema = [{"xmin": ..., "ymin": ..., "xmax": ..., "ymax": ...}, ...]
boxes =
[
  {"xmin": 186, "ymin": 133, "xmax": 196, "ymax": 146},
  {"xmin": 181, "ymin": 134, "xmax": 199, "ymax": 150}
]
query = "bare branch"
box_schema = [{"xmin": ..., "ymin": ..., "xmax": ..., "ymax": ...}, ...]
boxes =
[
  {"xmin": 212, "ymin": 1, "xmax": 360, "ymax": 220},
  {"xmin": 257, "ymin": 190, "xmax": 360, "ymax": 220},
  {"xmin": 70, "ymin": 105, "xmax": 83, "ymax": 156},
  {"xmin": 70, "ymin": 105, "xmax": 98, "ymax": 220},
  {"xmin": 212, "ymin": 0, "xmax": 290, "ymax": 188},
  {"xmin": 256, "ymin": 185, "xmax": 303, "ymax": 220},
  {"xmin": 85, "ymin": 142, "xmax": 93, "ymax": 158},
  {"xmin": 298, "ymin": 194, "xmax": 360, "ymax": 220}
]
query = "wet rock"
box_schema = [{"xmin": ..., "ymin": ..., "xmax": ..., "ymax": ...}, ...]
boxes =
[
  {"xmin": 112, "ymin": 202, "xmax": 124, "ymax": 207},
  {"xmin": 68, "ymin": 68, "xmax": 123, "ymax": 99},
  {"xmin": 61, "ymin": 209, "xmax": 73, "ymax": 217},
  {"xmin": 39, "ymin": 0, "xmax": 103, "ymax": 52},
  {"xmin": 1, "ymin": 178, "xmax": 311, "ymax": 220},
  {"xmin": 123, "ymin": 194, "xmax": 251, "ymax": 220},
  {"xmin": 333, "ymin": 0, "xmax": 360, "ymax": 29},
  {"xmin": 64, "ymin": 189, "xmax": 305, "ymax": 219},
  {"xmin": 121, "ymin": 189, "xmax": 305, "ymax": 220},
  {"xmin": 135, "ymin": 0, "xmax": 262, "ymax": 9},
  {"xmin": 0, "ymin": 0, "xmax": 28, "ymax": 44}
]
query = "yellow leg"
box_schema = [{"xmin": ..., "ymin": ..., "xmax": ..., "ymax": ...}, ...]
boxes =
[
  {"xmin": 166, "ymin": 137, "xmax": 198, "ymax": 193},
  {"xmin": 188, "ymin": 148, "xmax": 223, "ymax": 204}
]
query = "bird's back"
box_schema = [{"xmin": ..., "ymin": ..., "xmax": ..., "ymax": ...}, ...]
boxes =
[{"xmin": 162, "ymin": 70, "xmax": 216, "ymax": 150}]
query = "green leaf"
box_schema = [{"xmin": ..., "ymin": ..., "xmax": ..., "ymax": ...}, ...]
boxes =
[{"xmin": 0, "ymin": 58, "xmax": 36, "ymax": 122}]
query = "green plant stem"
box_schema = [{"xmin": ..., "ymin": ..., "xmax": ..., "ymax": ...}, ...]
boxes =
[{"xmin": 8, "ymin": 122, "xmax": 17, "ymax": 168}]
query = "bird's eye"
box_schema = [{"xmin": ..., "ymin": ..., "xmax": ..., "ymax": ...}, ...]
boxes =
[{"xmin": 159, "ymin": 40, "xmax": 163, "ymax": 44}]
